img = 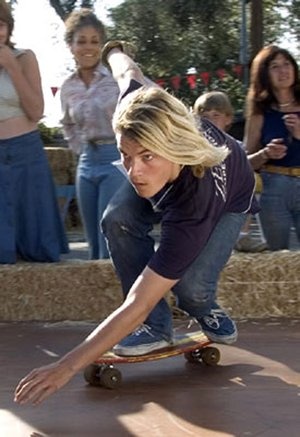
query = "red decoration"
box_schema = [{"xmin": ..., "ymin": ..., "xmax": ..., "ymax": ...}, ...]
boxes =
[
  {"xmin": 216, "ymin": 69, "xmax": 226, "ymax": 81},
  {"xmin": 155, "ymin": 78, "xmax": 166, "ymax": 87},
  {"xmin": 51, "ymin": 86, "xmax": 59, "ymax": 97},
  {"xmin": 186, "ymin": 74, "xmax": 197, "ymax": 89},
  {"xmin": 170, "ymin": 75, "xmax": 181, "ymax": 90},
  {"xmin": 232, "ymin": 64, "xmax": 242, "ymax": 77},
  {"xmin": 199, "ymin": 71, "xmax": 210, "ymax": 86}
]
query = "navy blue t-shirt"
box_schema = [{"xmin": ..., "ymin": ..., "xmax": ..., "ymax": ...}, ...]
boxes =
[{"xmin": 119, "ymin": 80, "xmax": 259, "ymax": 280}]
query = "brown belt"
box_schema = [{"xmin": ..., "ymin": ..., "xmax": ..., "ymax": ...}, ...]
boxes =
[
  {"xmin": 88, "ymin": 139, "xmax": 116, "ymax": 146},
  {"xmin": 262, "ymin": 165, "xmax": 300, "ymax": 178}
]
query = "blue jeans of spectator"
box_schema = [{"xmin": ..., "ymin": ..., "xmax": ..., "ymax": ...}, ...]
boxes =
[
  {"xmin": 77, "ymin": 143, "xmax": 125, "ymax": 259},
  {"xmin": 260, "ymin": 171, "xmax": 300, "ymax": 250},
  {"xmin": 102, "ymin": 181, "xmax": 246, "ymax": 339}
]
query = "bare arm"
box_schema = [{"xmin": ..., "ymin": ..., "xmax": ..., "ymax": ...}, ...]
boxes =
[
  {"xmin": 14, "ymin": 267, "xmax": 177, "ymax": 405},
  {"xmin": 243, "ymin": 114, "xmax": 270, "ymax": 170},
  {"xmin": 102, "ymin": 41, "xmax": 146, "ymax": 93},
  {"xmin": 0, "ymin": 47, "xmax": 44, "ymax": 122}
]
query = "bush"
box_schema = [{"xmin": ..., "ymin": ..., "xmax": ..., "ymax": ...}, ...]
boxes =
[{"xmin": 38, "ymin": 123, "xmax": 67, "ymax": 146}]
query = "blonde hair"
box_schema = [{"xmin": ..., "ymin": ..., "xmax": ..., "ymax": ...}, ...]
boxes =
[
  {"xmin": 193, "ymin": 91, "xmax": 234, "ymax": 117},
  {"xmin": 114, "ymin": 87, "xmax": 229, "ymax": 178}
]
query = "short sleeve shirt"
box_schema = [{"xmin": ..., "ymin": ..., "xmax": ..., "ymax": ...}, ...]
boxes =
[{"xmin": 120, "ymin": 80, "xmax": 259, "ymax": 280}]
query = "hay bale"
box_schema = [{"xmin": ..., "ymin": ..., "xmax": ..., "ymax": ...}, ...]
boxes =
[
  {"xmin": 45, "ymin": 147, "xmax": 77, "ymax": 185},
  {"xmin": 0, "ymin": 251, "xmax": 299, "ymax": 321},
  {"xmin": 218, "ymin": 251, "xmax": 300, "ymax": 317},
  {"xmin": 0, "ymin": 260, "xmax": 122, "ymax": 321}
]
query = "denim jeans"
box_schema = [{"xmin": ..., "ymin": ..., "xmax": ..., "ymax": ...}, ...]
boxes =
[
  {"xmin": 102, "ymin": 181, "xmax": 246, "ymax": 339},
  {"xmin": 260, "ymin": 172, "xmax": 300, "ymax": 250},
  {"xmin": 0, "ymin": 131, "xmax": 68, "ymax": 263},
  {"xmin": 77, "ymin": 143, "xmax": 125, "ymax": 259}
]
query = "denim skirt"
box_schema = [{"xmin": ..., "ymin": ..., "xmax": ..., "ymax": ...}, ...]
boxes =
[{"xmin": 0, "ymin": 130, "xmax": 69, "ymax": 263}]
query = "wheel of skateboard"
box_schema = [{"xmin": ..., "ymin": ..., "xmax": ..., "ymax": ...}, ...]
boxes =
[
  {"xmin": 99, "ymin": 366, "xmax": 122, "ymax": 389},
  {"xmin": 84, "ymin": 363, "xmax": 101, "ymax": 386},
  {"xmin": 184, "ymin": 346, "xmax": 220, "ymax": 365},
  {"xmin": 200, "ymin": 346, "xmax": 220, "ymax": 365},
  {"xmin": 184, "ymin": 349, "xmax": 203, "ymax": 363}
]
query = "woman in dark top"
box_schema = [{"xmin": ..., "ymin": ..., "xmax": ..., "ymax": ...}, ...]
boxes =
[
  {"xmin": 244, "ymin": 45, "xmax": 300, "ymax": 250},
  {"xmin": 15, "ymin": 42, "xmax": 258, "ymax": 405}
]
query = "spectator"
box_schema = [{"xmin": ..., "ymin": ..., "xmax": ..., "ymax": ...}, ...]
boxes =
[
  {"xmin": 194, "ymin": 91, "xmax": 267, "ymax": 252},
  {"xmin": 60, "ymin": 9, "xmax": 125, "ymax": 259},
  {"xmin": 244, "ymin": 45, "xmax": 300, "ymax": 250},
  {"xmin": 0, "ymin": 0, "xmax": 68, "ymax": 264}
]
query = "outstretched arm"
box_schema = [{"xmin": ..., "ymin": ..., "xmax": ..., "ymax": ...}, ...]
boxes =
[
  {"xmin": 102, "ymin": 41, "xmax": 146, "ymax": 93},
  {"xmin": 14, "ymin": 267, "xmax": 178, "ymax": 405}
]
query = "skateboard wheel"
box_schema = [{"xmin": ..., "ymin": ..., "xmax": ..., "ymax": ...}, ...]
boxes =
[
  {"xmin": 201, "ymin": 347, "xmax": 220, "ymax": 366},
  {"xmin": 184, "ymin": 350, "xmax": 202, "ymax": 363},
  {"xmin": 84, "ymin": 364, "xmax": 101, "ymax": 386},
  {"xmin": 100, "ymin": 366, "xmax": 122, "ymax": 389}
]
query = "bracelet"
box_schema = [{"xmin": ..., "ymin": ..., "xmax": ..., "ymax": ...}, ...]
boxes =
[
  {"xmin": 261, "ymin": 148, "xmax": 270, "ymax": 160},
  {"xmin": 101, "ymin": 41, "xmax": 124, "ymax": 68}
]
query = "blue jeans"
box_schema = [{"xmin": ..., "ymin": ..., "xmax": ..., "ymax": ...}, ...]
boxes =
[
  {"xmin": 260, "ymin": 172, "xmax": 300, "ymax": 250},
  {"xmin": 0, "ymin": 131, "xmax": 68, "ymax": 263},
  {"xmin": 77, "ymin": 143, "xmax": 125, "ymax": 259},
  {"xmin": 102, "ymin": 181, "xmax": 246, "ymax": 339}
]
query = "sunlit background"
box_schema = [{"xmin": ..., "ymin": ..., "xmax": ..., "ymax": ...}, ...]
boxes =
[
  {"xmin": 12, "ymin": 0, "xmax": 122, "ymax": 126},
  {"xmin": 11, "ymin": 0, "xmax": 297, "ymax": 128}
]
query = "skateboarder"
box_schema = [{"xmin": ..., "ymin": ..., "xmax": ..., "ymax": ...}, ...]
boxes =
[{"xmin": 14, "ymin": 41, "xmax": 258, "ymax": 405}]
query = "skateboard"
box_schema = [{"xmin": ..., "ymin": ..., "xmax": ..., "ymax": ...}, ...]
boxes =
[{"xmin": 83, "ymin": 330, "xmax": 220, "ymax": 389}]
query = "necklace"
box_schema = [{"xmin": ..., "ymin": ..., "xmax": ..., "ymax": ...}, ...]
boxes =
[{"xmin": 278, "ymin": 99, "xmax": 295, "ymax": 108}]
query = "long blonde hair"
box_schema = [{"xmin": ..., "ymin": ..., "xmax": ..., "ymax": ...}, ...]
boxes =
[{"xmin": 113, "ymin": 86, "xmax": 229, "ymax": 178}]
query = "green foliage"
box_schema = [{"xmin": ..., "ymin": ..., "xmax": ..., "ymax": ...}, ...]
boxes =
[
  {"xmin": 105, "ymin": 0, "xmax": 292, "ymax": 110},
  {"xmin": 38, "ymin": 122, "xmax": 65, "ymax": 145},
  {"xmin": 284, "ymin": 0, "xmax": 300, "ymax": 51},
  {"xmin": 49, "ymin": 0, "xmax": 94, "ymax": 21}
]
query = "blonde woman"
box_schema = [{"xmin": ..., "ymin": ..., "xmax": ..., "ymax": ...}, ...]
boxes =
[{"xmin": 15, "ymin": 42, "xmax": 258, "ymax": 405}]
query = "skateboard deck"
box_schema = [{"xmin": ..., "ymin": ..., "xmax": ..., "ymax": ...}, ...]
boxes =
[{"xmin": 84, "ymin": 330, "xmax": 221, "ymax": 389}]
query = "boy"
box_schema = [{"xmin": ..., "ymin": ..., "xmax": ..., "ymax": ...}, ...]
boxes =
[{"xmin": 194, "ymin": 91, "xmax": 267, "ymax": 252}]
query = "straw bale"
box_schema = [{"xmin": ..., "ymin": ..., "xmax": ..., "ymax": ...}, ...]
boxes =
[
  {"xmin": 0, "ymin": 251, "xmax": 299, "ymax": 321},
  {"xmin": 172, "ymin": 251, "xmax": 300, "ymax": 319},
  {"xmin": 218, "ymin": 251, "xmax": 300, "ymax": 317},
  {"xmin": 0, "ymin": 260, "xmax": 122, "ymax": 321},
  {"xmin": 45, "ymin": 147, "xmax": 77, "ymax": 185}
]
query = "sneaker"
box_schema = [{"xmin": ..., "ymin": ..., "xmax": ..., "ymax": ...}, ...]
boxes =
[
  {"xmin": 113, "ymin": 324, "xmax": 172, "ymax": 356},
  {"xmin": 198, "ymin": 307, "xmax": 238, "ymax": 345},
  {"xmin": 234, "ymin": 235, "xmax": 268, "ymax": 253}
]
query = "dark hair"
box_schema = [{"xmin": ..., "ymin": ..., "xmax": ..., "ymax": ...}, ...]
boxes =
[
  {"xmin": 64, "ymin": 8, "xmax": 106, "ymax": 46},
  {"xmin": 0, "ymin": 0, "xmax": 14, "ymax": 48},
  {"xmin": 246, "ymin": 45, "xmax": 300, "ymax": 116}
]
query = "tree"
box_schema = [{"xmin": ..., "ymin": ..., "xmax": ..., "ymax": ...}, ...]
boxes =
[
  {"xmin": 8, "ymin": 0, "xmax": 94, "ymax": 21},
  {"xmin": 285, "ymin": 0, "xmax": 300, "ymax": 52},
  {"xmin": 106, "ymin": 0, "xmax": 287, "ymax": 107},
  {"xmin": 49, "ymin": 0, "xmax": 94, "ymax": 20},
  {"xmin": 250, "ymin": 0, "xmax": 263, "ymax": 58}
]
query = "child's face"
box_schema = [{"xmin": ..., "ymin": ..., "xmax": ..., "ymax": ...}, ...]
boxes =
[{"xmin": 201, "ymin": 109, "xmax": 232, "ymax": 132}]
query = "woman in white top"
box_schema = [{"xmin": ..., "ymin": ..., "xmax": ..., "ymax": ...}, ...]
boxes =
[{"xmin": 0, "ymin": 0, "xmax": 68, "ymax": 263}]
